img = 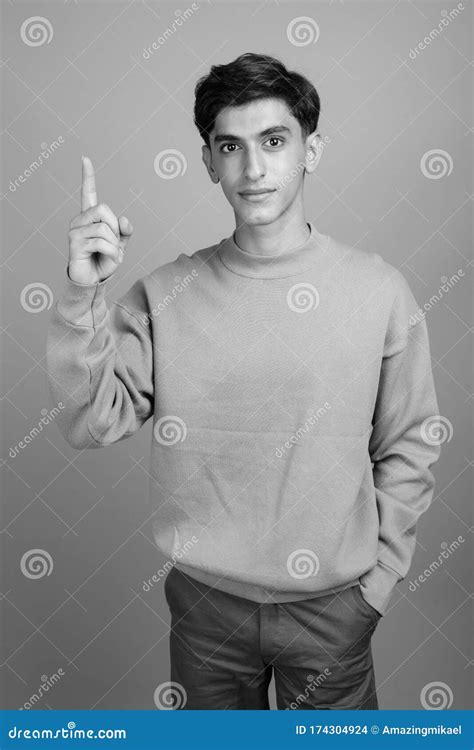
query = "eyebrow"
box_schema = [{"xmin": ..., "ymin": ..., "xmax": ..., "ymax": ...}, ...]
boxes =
[{"xmin": 213, "ymin": 125, "xmax": 292, "ymax": 144}]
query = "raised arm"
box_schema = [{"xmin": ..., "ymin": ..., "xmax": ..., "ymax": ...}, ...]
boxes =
[{"xmin": 46, "ymin": 157, "xmax": 154, "ymax": 449}]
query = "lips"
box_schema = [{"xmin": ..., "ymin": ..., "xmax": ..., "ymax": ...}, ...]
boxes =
[
  {"xmin": 239, "ymin": 189, "xmax": 275, "ymax": 195},
  {"xmin": 238, "ymin": 188, "xmax": 276, "ymax": 203}
]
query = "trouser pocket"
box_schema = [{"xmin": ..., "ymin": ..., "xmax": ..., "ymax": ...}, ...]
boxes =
[{"xmin": 351, "ymin": 584, "xmax": 382, "ymax": 626}]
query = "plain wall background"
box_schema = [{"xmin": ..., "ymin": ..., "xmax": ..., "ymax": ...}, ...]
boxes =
[{"xmin": 1, "ymin": 0, "xmax": 472, "ymax": 710}]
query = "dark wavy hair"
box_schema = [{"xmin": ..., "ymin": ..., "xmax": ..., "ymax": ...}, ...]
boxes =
[{"xmin": 193, "ymin": 52, "xmax": 321, "ymax": 149}]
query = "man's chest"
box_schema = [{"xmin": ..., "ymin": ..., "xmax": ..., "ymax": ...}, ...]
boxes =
[{"xmin": 151, "ymin": 282, "xmax": 383, "ymax": 436}]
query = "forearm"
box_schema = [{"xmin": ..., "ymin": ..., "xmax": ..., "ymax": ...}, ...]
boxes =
[
  {"xmin": 46, "ymin": 272, "xmax": 154, "ymax": 449},
  {"xmin": 361, "ymin": 317, "xmax": 441, "ymax": 614}
]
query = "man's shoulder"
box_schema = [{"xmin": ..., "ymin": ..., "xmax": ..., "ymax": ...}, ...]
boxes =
[
  {"xmin": 147, "ymin": 240, "xmax": 220, "ymax": 283},
  {"xmin": 328, "ymin": 234, "xmax": 414, "ymax": 299},
  {"xmin": 114, "ymin": 240, "xmax": 220, "ymax": 322},
  {"xmin": 329, "ymin": 235, "xmax": 423, "ymax": 337}
]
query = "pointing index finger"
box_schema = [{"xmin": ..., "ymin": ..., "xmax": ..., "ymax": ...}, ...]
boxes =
[{"xmin": 81, "ymin": 155, "xmax": 98, "ymax": 213}]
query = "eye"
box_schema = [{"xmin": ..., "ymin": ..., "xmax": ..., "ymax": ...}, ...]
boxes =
[
  {"xmin": 266, "ymin": 137, "xmax": 284, "ymax": 147},
  {"xmin": 219, "ymin": 137, "xmax": 285, "ymax": 154},
  {"xmin": 220, "ymin": 143, "xmax": 240, "ymax": 153}
]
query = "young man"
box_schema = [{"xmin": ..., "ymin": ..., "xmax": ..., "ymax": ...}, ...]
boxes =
[{"xmin": 47, "ymin": 52, "xmax": 441, "ymax": 710}]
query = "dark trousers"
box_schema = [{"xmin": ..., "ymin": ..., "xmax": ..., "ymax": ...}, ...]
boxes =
[{"xmin": 164, "ymin": 566, "xmax": 381, "ymax": 710}]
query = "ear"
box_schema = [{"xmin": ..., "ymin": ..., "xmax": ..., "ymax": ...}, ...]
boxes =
[
  {"xmin": 304, "ymin": 132, "xmax": 322, "ymax": 174},
  {"xmin": 202, "ymin": 144, "xmax": 219, "ymax": 184}
]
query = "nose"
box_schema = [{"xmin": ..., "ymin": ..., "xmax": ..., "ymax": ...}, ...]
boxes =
[{"xmin": 243, "ymin": 147, "xmax": 266, "ymax": 181}]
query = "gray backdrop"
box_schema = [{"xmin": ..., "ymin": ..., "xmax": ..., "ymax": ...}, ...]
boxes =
[{"xmin": 1, "ymin": 0, "xmax": 472, "ymax": 711}]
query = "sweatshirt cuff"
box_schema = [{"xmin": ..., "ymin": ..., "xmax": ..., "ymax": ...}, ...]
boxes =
[
  {"xmin": 358, "ymin": 561, "xmax": 400, "ymax": 617},
  {"xmin": 55, "ymin": 267, "xmax": 109, "ymax": 327}
]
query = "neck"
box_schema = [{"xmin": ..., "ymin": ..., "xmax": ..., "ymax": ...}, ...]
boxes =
[
  {"xmin": 218, "ymin": 220, "xmax": 330, "ymax": 279},
  {"xmin": 233, "ymin": 210, "xmax": 309, "ymax": 257}
]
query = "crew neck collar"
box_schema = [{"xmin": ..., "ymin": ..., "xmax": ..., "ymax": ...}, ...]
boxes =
[{"xmin": 217, "ymin": 221, "xmax": 329, "ymax": 279}]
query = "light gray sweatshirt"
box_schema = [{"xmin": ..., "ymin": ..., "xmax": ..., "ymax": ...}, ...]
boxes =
[{"xmin": 46, "ymin": 222, "xmax": 441, "ymax": 616}]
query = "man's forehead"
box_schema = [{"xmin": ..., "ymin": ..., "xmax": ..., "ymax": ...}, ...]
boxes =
[{"xmin": 213, "ymin": 98, "xmax": 296, "ymax": 136}]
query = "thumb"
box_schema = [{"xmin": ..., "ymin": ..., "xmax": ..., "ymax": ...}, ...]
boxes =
[{"xmin": 118, "ymin": 215, "xmax": 133, "ymax": 238}]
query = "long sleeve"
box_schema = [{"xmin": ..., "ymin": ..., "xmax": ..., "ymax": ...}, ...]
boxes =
[
  {"xmin": 46, "ymin": 270, "xmax": 154, "ymax": 449},
  {"xmin": 360, "ymin": 275, "xmax": 442, "ymax": 616}
]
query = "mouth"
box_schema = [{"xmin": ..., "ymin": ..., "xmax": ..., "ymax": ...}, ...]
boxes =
[{"xmin": 238, "ymin": 189, "xmax": 276, "ymax": 202}]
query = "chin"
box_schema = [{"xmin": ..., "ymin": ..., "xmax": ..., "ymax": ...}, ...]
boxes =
[
  {"xmin": 237, "ymin": 214, "xmax": 275, "ymax": 228},
  {"xmin": 235, "ymin": 205, "xmax": 281, "ymax": 226}
]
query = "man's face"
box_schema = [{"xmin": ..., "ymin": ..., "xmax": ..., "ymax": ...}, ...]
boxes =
[{"xmin": 202, "ymin": 97, "xmax": 319, "ymax": 228}]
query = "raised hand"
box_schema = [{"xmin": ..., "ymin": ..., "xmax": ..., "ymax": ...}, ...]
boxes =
[{"xmin": 67, "ymin": 156, "xmax": 133, "ymax": 285}]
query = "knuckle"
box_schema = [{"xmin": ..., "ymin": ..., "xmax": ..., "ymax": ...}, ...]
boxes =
[
  {"xmin": 103, "ymin": 223, "xmax": 115, "ymax": 239},
  {"xmin": 103, "ymin": 204, "xmax": 118, "ymax": 225},
  {"xmin": 96, "ymin": 223, "xmax": 111, "ymax": 241}
]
